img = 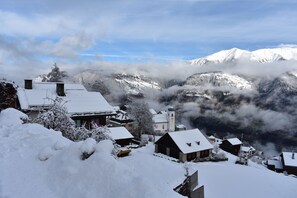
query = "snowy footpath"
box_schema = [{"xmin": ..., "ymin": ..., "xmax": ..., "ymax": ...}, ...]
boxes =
[{"xmin": 0, "ymin": 108, "xmax": 296, "ymax": 198}]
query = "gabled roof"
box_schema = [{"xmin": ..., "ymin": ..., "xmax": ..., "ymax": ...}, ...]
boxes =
[
  {"xmin": 17, "ymin": 82, "xmax": 115, "ymax": 116},
  {"xmin": 165, "ymin": 129, "xmax": 213, "ymax": 154},
  {"xmin": 241, "ymin": 146, "xmax": 255, "ymax": 153},
  {"xmin": 267, "ymin": 159, "xmax": 283, "ymax": 169},
  {"xmin": 108, "ymin": 127, "xmax": 134, "ymax": 140},
  {"xmin": 282, "ymin": 152, "xmax": 297, "ymax": 167},
  {"xmin": 152, "ymin": 113, "xmax": 168, "ymax": 123},
  {"xmin": 225, "ymin": 138, "xmax": 242, "ymax": 146}
]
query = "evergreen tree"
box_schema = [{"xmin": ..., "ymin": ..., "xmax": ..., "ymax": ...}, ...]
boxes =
[{"xmin": 42, "ymin": 63, "xmax": 68, "ymax": 82}]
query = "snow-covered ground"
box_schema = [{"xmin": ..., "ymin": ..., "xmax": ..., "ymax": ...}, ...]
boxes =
[{"xmin": 0, "ymin": 108, "xmax": 296, "ymax": 198}]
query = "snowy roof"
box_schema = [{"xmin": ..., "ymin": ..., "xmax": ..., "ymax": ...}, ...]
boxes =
[
  {"xmin": 282, "ymin": 152, "xmax": 297, "ymax": 167},
  {"xmin": 267, "ymin": 159, "xmax": 283, "ymax": 170},
  {"xmin": 108, "ymin": 127, "xmax": 134, "ymax": 140},
  {"xmin": 226, "ymin": 138, "xmax": 242, "ymax": 145},
  {"xmin": 33, "ymin": 82, "xmax": 86, "ymax": 91},
  {"xmin": 152, "ymin": 113, "xmax": 168, "ymax": 123},
  {"xmin": 17, "ymin": 82, "xmax": 115, "ymax": 116},
  {"xmin": 241, "ymin": 146, "xmax": 256, "ymax": 153},
  {"xmin": 112, "ymin": 110, "xmax": 132, "ymax": 121},
  {"xmin": 149, "ymin": 109, "xmax": 157, "ymax": 115},
  {"xmin": 168, "ymin": 129, "xmax": 213, "ymax": 154}
]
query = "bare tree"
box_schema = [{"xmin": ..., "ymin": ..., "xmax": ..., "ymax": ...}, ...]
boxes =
[{"xmin": 127, "ymin": 100, "xmax": 154, "ymax": 138}]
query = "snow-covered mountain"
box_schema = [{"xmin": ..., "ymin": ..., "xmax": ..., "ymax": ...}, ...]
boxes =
[
  {"xmin": 74, "ymin": 70, "xmax": 161, "ymax": 95},
  {"xmin": 112, "ymin": 73, "xmax": 161, "ymax": 96},
  {"xmin": 185, "ymin": 72, "xmax": 254, "ymax": 90},
  {"xmin": 190, "ymin": 47, "xmax": 297, "ymax": 65}
]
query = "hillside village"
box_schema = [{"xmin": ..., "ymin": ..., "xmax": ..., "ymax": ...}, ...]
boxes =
[
  {"xmin": 1, "ymin": 78, "xmax": 297, "ymax": 170},
  {"xmin": 1, "ymin": 76, "xmax": 297, "ymax": 198}
]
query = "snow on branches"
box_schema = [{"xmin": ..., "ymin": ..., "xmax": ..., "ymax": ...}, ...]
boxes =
[{"xmin": 35, "ymin": 97, "xmax": 112, "ymax": 143}]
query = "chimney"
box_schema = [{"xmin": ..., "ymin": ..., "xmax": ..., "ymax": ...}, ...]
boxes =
[
  {"xmin": 24, "ymin": 79, "xmax": 33, "ymax": 89},
  {"xmin": 293, "ymin": 152, "xmax": 295, "ymax": 159},
  {"xmin": 56, "ymin": 83, "xmax": 65, "ymax": 96}
]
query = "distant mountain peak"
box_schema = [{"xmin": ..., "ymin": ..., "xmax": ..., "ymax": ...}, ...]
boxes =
[{"xmin": 190, "ymin": 47, "xmax": 297, "ymax": 65}]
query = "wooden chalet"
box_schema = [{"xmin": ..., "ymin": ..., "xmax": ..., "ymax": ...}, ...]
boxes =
[
  {"xmin": 266, "ymin": 157, "xmax": 283, "ymax": 173},
  {"xmin": 17, "ymin": 80, "xmax": 116, "ymax": 129},
  {"xmin": 155, "ymin": 129, "xmax": 213, "ymax": 162},
  {"xmin": 109, "ymin": 109, "xmax": 134, "ymax": 132},
  {"xmin": 220, "ymin": 138, "xmax": 242, "ymax": 156},
  {"xmin": 281, "ymin": 152, "xmax": 297, "ymax": 176},
  {"xmin": 108, "ymin": 127, "xmax": 134, "ymax": 147}
]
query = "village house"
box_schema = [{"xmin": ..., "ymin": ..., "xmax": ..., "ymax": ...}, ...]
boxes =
[
  {"xmin": 155, "ymin": 129, "xmax": 213, "ymax": 162},
  {"xmin": 241, "ymin": 146, "xmax": 256, "ymax": 157},
  {"xmin": 109, "ymin": 108, "xmax": 134, "ymax": 132},
  {"xmin": 208, "ymin": 135, "xmax": 222, "ymax": 145},
  {"xmin": 108, "ymin": 127, "xmax": 134, "ymax": 147},
  {"xmin": 266, "ymin": 157, "xmax": 284, "ymax": 173},
  {"xmin": 280, "ymin": 152, "xmax": 297, "ymax": 176},
  {"xmin": 17, "ymin": 80, "xmax": 115, "ymax": 129},
  {"xmin": 150, "ymin": 107, "xmax": 175, "ymax": 134},
  {"xmin": 220, "ymin": 138, "xmax": 242, "ymax": 156}
]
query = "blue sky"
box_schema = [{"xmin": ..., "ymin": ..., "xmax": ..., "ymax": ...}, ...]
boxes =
[{"xmin": 1, "ymin": 0, "xmax": 297, "ymax": 80}]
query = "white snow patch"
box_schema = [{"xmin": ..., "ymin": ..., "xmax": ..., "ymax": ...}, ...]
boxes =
[
  {"xmin": 80, "ymin": 138, "xmax": 97, "ymax": 154},
  {"xmin": 0, "ymin": 108, "xmax": 28, "ymax": 125},
  {"xmin": 0, "ymin": 109, "xmax": 296, "ymax": 198},
  {"xmin": 38, "ymin": 147, "xmax": 54, "ymax": 161}
]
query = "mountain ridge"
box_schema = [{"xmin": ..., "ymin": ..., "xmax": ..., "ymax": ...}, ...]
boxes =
[{"xmin": 190, "ymin": 47, "xmax": 297, "ymax": 65}]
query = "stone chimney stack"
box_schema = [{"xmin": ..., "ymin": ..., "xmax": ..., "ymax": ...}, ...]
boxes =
[
  {"xmin": 24, "ymin": 79, "xmax": 33, "ymax": 89},
  {"xmin": 56, "ymin": 83, "xmax": 65, "ymax": 96}
]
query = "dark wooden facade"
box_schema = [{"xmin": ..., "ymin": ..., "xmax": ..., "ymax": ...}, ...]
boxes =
[
  {"xmin": 72, "ymin": 115, "xmax": 109, "ymax": 129},
  {"xmin": 220, "ymin": 140, "xmax": 241, "ymax": 156},
  {"xmin": 115, "ymin": 138, "xmax": 133, "ymax": 147},
  {"xmin": 155, "ymin": 133, "xmax": 181, "ymax": 159},
  {"xmin": 109, "ymin": 118, "xmax": 134, "ymax": 132},
  {"xmin": 155, "ymin": 133, "xmax": 211, "ymax": 162}
]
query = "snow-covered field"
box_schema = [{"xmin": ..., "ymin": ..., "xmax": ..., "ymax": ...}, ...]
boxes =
[{"xmin": 0, "ymin": 108, "xmax": 296, "ymax": 198}]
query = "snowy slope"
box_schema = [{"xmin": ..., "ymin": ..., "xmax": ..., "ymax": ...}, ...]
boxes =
[
  {"xmin": 190, "ymin": 47, "xmax": 297, "ymax": 65},
  {"xmin": 123, "ymin": 144, "xmax": 297, "ymax": 198},
  {"xmin": 0, "ymin": 108, "xmax": 181, "ymax": 198},
  {"xmin": 1, "ymin": 108, "xmax": 296, "ymax": 198}
]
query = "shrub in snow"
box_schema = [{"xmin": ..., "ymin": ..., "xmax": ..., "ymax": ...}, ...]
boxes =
[
  {"xmin": 80, "ymin": 138, "xmax": 96, "ymax": 160},
  {"xmin": 74, "ymin": 125, "xmax": 112, "ymax": 142},
  {"xmin": 211, "ymin": 151, "xmax": 228, "ymax": 162},
  {"xmin": 141, "ymin": 134, "xmax": 149, "ymax": 143},
  {"xmin": 38, "ymin": 147, "xmax": 54, "ymax": 161},
  {"xmin": 35, "ymin": 97, "xmax": 76, "ymax": 140}
]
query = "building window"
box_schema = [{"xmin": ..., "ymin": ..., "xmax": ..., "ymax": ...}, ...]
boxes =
[
  {"xmin": 187, "ymin": 152, "xmax": 197, "ymax": 161},
  {"xmin": 200, "ymin": 150, "xmax": 209, "ymax": 158},
  {"xmin": 75, "ymin": 120, "xmax": 81, "ymax": 127}
]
